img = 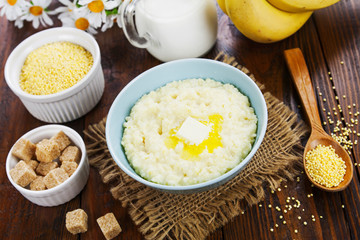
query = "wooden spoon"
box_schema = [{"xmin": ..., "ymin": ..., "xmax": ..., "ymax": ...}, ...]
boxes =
[{"xmin": 284, "ymin": 48, "xmax": 353, "ymax": 192}]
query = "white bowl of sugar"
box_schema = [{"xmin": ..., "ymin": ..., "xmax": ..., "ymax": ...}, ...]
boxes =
[{"xmin": 5, "ymin": 124, "xmax": 89, "ymax": 207}]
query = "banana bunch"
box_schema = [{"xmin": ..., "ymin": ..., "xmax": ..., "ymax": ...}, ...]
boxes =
[{"xmin": 218, "ymin": 0, "xmax": 339, "ymax": 43}]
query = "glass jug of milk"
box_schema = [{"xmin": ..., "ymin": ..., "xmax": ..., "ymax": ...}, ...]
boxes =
[{"xmin": 119, "ymin": 0, "xmax": 218, "ymax": 62}]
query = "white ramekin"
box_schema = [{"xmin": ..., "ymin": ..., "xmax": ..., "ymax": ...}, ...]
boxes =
[
  {"xmin": 6, "ymin": 125, "xmax": 89, "ymax": 207},
  {"xmin": 4, "ymin": 27, "xmax": 104, "ymax": 123}
]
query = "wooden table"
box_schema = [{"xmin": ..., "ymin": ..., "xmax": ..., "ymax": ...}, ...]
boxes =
[{"xmin": 1, "ymin": 1, "xmax": 359, "ymax": 239}]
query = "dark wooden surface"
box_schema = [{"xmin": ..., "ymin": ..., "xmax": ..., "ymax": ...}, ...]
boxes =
[{"xmin": 1, "ymin": 1, "xmax": 359, "ymax": 239}]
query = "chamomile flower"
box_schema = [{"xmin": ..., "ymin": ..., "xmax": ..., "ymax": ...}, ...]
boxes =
[
  {"xmin": 60, "ymin": 10, "xmax": 97, "ymax": 34},
  {"xmin": 77, "ymin": 0, "xmax": 120, "ymax": 28},
  {"xmin": 0, "ymin": 0, "xmax": 28, "ymax": 21},
  {"xmin": 3, "ymin": 0, "xmax": 123, "ymax": 31},
  {"xmin": 21, "ymin": 0, "xmax": 53, "ymax": 29},
  {"xmin": 55, "ymin": 0, "xmax": 77, "ymax": 19}
]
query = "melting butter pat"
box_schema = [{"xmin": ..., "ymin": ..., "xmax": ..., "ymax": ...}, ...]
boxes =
[{"xmin": 176, "ymin": 117, "xmax": 211, "ymax": 145}]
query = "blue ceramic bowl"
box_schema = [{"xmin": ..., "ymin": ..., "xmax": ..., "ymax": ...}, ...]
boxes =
[{"xmin": 106, "ymin": 58, "xmax": 267, "ymax": 193}]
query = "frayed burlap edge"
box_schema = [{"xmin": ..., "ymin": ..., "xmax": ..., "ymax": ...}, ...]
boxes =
[{"xmin": 84, "ymin": 52, "xmax": 309, "ymax": 240}]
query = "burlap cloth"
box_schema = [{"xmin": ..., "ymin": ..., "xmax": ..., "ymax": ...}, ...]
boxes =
[{"xmin": 84, "ymin": 53, "xmax": 308, "ymax": 240}]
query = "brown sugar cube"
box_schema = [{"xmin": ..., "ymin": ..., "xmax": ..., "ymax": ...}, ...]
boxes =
[
  {"xmin": 51, "ymin": 131, "xmax": 71, "ymax": 151},
  {"xmin": 43, "ymin": 168, "xmax": 69, "ymax": 189},
  {"xmin": 36, "ymin": 162, "xmax": 59, "ymax": 176},
  {"xmin": 30, "ymin": 176, "xmax": 46, "ymax": 191},
  {"xmin": 12, "ymin": 138, "xmax": 36, "ymax": 161},
  {"xmin": 97, "ymin": 213, "xmax": 122, "ymax": 240},
  {"xmin": 66, "ymin": 209, "xmax": 88, "ymax": 234},
  {"xmin": 9, "ymin": 160, "xmax": 37, "ymax": 187},
  {"xmin": 24, "ymin": 159, "xmax": 39, "ymax": 170},
  {"xmin": 35, "ymin": 139, "xmax": 61, "ymax": 163},
  {"xmin": 60, "ymin": 146, "xmax": 81, "ymax": 163},
  {"xmin": 61, "ymin": 161, "xmax": 78, "ymax": 177}
]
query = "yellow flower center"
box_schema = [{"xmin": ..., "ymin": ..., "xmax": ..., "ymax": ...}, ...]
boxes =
[
  {"xmin": 75, "ymin": 17, "xmax": 90, "ymax": 30},
  {"xmin": 7, "ymin": 0, "xmax": 17, "ymax": 6},
  {"xmin": 29, "ymin": 6, "xmax": 43, "ymax": 16},
  {"xmin": 88, "ymin": 0, "xmax": 104, "ymax": 13}
]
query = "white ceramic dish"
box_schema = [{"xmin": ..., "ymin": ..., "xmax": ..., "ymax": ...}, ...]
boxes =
[
  {"xmin": 4, "ymin": 27, "xmax": 104, "ymax": 123},
  {"xmin": 106, "ymin": 58, "xmax": 268, "ymax": 194},
  {"xmin": 6, "ymin": 125, "xmax": 89, "ymax": 207}
]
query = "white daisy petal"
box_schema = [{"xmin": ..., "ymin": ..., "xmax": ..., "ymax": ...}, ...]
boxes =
[
  {"xmin": 44, "ymin": 1, "xmax": 52, "ymax": 9},
  {"xmin": 15, "ymin": 6, "xmax": 24, "ymax": 16},
  {"xmin": 60, "ymin": 16, "xmax": 74, "ymax": 26},
  {"xmin": 104, "ymin": 0, "xmax": 122, "ymax": 10},
  {"xmin": 32, "ymin": 17, "xmax": 39, "ymax": 28},
  {"xmin": 101, "ymin": 10, "xmax": 106, "ymax": 22},
  {"xmin": 39, "ymin": 16, "xmax": 46, "ymax": 26},
  {"xmin": 78, "ymin": 0, "xmax": 92, "ymax": 5},
  {"xmin": 87, "ymin": 26, "xmax": 98, "ymax": 34},
  {"xmin": 55, "ymin": 6, "xmax": 70, "ymax": 13},
  {"xmin": 0, "ymin": 7, "xmax": 6, "ymax": 17},
  {"xmin": 58, "ymin": 11, "xmax": 72, "ymax": 19},
  {"xmin": 42, "ymin": 12, "xmax": 53, "ymax": 25},
  {"xmin": 32, "ymin": 0, "xmax": 41, "ymax": 6},
  {"xmin": 15, "ymin": 18, "xmax": 24, "ymax": 28},
  {"xmin": 59, "ymin": 0, "xmax": 74, "ymax": 5}
]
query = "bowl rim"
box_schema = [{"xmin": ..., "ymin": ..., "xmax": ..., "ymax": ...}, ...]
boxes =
[
  {"xmin": 4, "ymin": 27, "xmax": 101, "ymax": 102},
  {"xmin": 6, "ymin": 124, "xmax": 87, "ymax": 197},
  {"xmin": 106, "ymin": 58, "xmax": 268, "ymax": 191}
]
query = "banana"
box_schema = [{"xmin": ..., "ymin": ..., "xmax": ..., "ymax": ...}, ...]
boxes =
[
  {"xmin": 267, "ymin": 0, "xmax": 340, "ymax": 12},
  {"xmin": 226, "ymin": 0, "xmax": 313, "ymax": 43},
  {"xmin": 216, "ymin": 0, "xmax": 228, "ymax": 15}
]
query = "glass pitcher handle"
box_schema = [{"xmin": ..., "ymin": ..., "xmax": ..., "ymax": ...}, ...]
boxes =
[{"xmin": 119, "ymin": 0, "xmax": 153, "ymax": 49}]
